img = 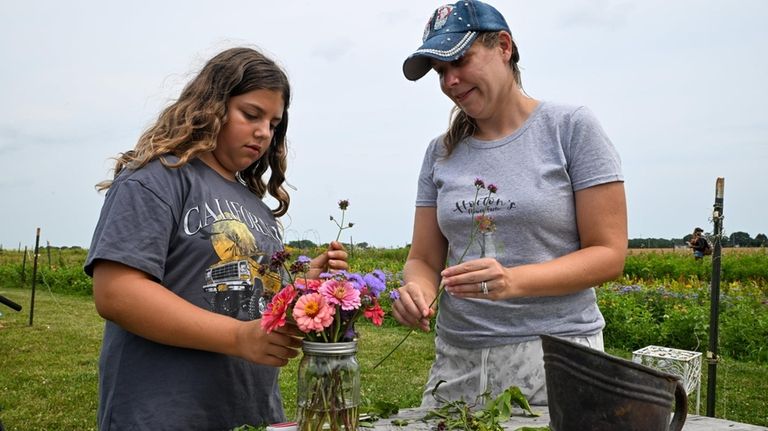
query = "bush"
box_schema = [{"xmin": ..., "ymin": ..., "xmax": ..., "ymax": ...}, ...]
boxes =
[
  {"xmin": 623, "ymin": 250, "xmax": 768, "ymax": 283},
  {"xmin": 720, "ymin": 296, "xmax": 768, "ymax": 362},
  {"xmin": 598, "ymin": 285, "xmax": 658, "ymax": 350},
  {"xmin": 659, "ymin": 302, "xmax": 709, "ymax": 352},
  {"xmin": 598, "ymin": 279, "xmax": 767, "ymax": 364}
]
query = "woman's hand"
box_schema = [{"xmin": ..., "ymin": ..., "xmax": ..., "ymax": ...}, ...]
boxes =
[
  {"xmin": 307, "ymin": 241, "xmax": 348, "ymax": 278},
  {"xmin": 441, "ymin": 257, "xmax": 512, "ymax": 300},
  {"xmin": 391, "ymin": 281, "xmax": 437, "ymax": 332}
]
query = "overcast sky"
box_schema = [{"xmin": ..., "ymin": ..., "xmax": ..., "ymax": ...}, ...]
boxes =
[{"xmin": 1, "ymin": 0, "xmax": 766, "ymax": 249}]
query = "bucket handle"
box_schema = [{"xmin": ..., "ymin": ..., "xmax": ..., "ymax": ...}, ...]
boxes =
[{"xmin": 668, "ymin": 380, "xmax": 688, "ymax": 431}]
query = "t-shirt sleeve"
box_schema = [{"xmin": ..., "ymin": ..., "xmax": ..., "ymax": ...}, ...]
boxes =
[
  {"xmin": 84, "ymin": 178, "xmax": 175, "ymax": 281},
  {"xmin": 567, "ymin": 106, "xmax": 624, "ymax": 191},
  {"xmin": 415, "ymin": 137, "xmax": 441, "ymax": 207}
]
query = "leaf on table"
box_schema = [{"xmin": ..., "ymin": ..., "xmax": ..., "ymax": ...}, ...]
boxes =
[
  {"xmin": 487, "ymin": 386, "xmax": 539, "ymax": 418},
  {"xmin": 361, "ymin": 400, "xmax": 400, "ymax": 419}
]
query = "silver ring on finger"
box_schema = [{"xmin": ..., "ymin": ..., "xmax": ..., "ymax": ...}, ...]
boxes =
[{"xmin": 480, "ymin": 280, "xmax": 489, "ymax": 295}]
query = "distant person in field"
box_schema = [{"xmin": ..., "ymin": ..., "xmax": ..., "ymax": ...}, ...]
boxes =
[
  {"xmin": 84, "ymin": 47, "xmax": 348, "ymax": 430},
  {"xmin": 391, "ymin": 0, "xmax": 628, "ymax": 407},
  {"xmin": 689, "ymin": 227, "xmax": 709, "ymax": 259}
]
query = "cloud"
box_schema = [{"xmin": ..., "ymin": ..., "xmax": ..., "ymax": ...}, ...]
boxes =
[{"xmin": 557, "ymin": 0, "xmax": 635, "ymax": 29}]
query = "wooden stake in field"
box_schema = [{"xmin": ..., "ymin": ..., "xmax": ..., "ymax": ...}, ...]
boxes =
[
  {"xmin": 706, "ymin": 177, "xmax": 725, "ymax": 417},
  {"xmin": 28, "ymin": 227, "xmax": 41, "ymax": 326}
]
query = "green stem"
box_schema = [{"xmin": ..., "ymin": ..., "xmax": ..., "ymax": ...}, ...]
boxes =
[
  {"xmin": 334, "ymin": 210, "xmax": 346, "ymax": 242},
  {"xmin": 373, "ymin": 327, "xmax": 418, "ymax": 369},
  {"xmin": 332, "ymin": 307, "xmax": 342, "ymax": 341}
]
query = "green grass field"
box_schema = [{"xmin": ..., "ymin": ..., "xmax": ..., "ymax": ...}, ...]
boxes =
[{"xmin": 1, "ymin": 286, "xmax": 766, "ymax": 430}]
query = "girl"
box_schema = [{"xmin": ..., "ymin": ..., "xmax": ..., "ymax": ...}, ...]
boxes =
[{"xmin": 85, "ymin": 47, "xmax": 347, "ymax": 429}]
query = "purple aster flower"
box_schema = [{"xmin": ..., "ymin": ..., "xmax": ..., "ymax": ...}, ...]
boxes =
[
  {"xmin": 372, "ymin": 269, "xmax": 387, "ymax": 282},
  {"xmin": 389, "ymin": 290, "xmax": 401, "ymax": 301},
  {"xmin": 347, "ymin": 273, "xmax": 365, "ymax": 290},
  {"xmin": 364, "ymin": 273, "xmax": 386, "ymax": 297}
]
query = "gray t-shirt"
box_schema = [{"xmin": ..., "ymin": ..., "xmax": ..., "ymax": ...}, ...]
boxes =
[
  {"xmin": 85, "ymin": 157, "xmax": 286, "ymax": 430},
  {"xmin": 416, "ymin": 101, "xmax": 623, "ymax": 348}
]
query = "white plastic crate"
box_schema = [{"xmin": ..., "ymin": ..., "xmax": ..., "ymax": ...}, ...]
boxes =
[{"xmin": 632, "ymin": 345, "xmax": 702, "ymax": 415}]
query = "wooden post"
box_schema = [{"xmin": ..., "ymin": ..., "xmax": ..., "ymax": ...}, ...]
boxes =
[
  {"xmin": 29, "ymin": 228, "xmax": 41, "ymax": 326},
  {"xmin": 706, "ymin": 177, "xmax": 725, "ymax": 417},
  {"xmin": 21, "ymin": 246, "xmax": 28, "ymax": 284}
]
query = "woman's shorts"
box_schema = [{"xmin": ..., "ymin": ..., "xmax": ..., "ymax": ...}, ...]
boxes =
[{"xmin": 420, "ymin": 332, "xmax": 604, "ymax": 407}]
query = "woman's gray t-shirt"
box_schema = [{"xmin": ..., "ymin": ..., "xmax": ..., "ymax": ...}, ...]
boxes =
[{"xmin": 416, "ymin": 101, "xmax": 624, "ymax": 348}]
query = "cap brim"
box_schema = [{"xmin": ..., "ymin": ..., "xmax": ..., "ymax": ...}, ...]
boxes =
[
  {"xmin": 402, "ymin": 31, "xmax": 478, "ymax": 81},
  {"xmin": 403, "ymin": 55, "xmax": 433, "ymax": 81}
]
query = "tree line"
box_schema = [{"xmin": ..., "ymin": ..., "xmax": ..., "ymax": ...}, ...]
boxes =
[
  {"xmin": 629, "ymin": 231, "xmax": 767, "ymax": 249},
  {"xmin": 290, "ymin": 231, "xmax": 767, "ymax": 250}
]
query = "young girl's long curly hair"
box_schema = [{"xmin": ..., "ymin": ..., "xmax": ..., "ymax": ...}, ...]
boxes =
[
  {"xmin": 98, "ymin": 47, "xmax": 292, "ymax": 217},
  {"xmin": 443, "ymin": 32, "xmax": 522, "ymax": 157}
]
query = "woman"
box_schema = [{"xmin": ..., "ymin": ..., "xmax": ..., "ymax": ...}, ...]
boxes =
[
  {"xmin": 689, "ymin": 227, "xmax": 708, "ymax": 259},
  {"xmin": 85, "ymin": 47, "xmax": 347, "ymax": 429},
  {"xmin": 392, "ymin": 0, "xmax": 627, "ymax": 407}
]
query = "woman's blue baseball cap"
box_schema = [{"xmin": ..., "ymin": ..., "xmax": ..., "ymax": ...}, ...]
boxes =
[{"xmin": 403, "ymin": 0, "xmax": 510, "ymax": 81}]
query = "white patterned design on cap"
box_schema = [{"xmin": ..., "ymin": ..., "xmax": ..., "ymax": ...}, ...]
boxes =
[{"xmin": 412, "ymin": 31, "xmax": 477, "ymax": 59}]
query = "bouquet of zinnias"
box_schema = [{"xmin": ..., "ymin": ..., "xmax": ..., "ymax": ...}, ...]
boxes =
[
  {"xmin": 260, "ymin": 199, "xmax": 393, "ymax": 341},
  {"xmin": 259, "ymin": 253, "xmax": 390, "ymax": 342},
  {"xmin": 259, "ymin": 200, "xmax": 396, "ymax": 431}
]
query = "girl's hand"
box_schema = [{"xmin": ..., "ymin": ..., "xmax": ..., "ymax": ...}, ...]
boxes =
[
  {"xmin": 307, "ymin": 241, "xmax": 348, "ymax": 278},
  {"xmin": 236, "ymin": 320, "xmax": 303, "ymax": 367}
]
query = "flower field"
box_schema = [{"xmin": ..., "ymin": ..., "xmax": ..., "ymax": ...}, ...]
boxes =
[
  {"xmin": 0, "ymin": 246, "xmax": 766, "ymax": 429},
  {"xmin": 1, "ymin": 246, "xmax": 766, "ymax": 361}
]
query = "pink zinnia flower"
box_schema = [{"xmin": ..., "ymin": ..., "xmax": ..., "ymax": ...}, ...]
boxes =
[
  {"xmin": 260, "ymin": 285, "xmax": 297, "ymax": 333},
  {"xmin": 294, "ymin": 278, "xmax": 322, "ymax": 292},
  {"xmin": 293, "ymin": 293, "xmax": 335, "ymax": 333},
  {"xmin": 319, "ymin": 279, "xmax": 361, "ymax": 311},
  {"xmin": 363, "ymin": 303, "xmax": 384, "ymax": 326}
]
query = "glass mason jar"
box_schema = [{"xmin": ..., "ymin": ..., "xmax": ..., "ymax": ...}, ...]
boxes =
[
  {"xmin": 296, "ymin": 341, "xmax": 360, "ymax": 431},
  {"xmin": 480, "ymin": 231, "xmax": 496, "ymax": 258}
]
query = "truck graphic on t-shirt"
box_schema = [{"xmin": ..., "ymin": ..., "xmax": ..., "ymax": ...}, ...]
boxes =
[
  {"xmin": 203, "ymin": 256, "xmax": 282, "ymax": 320},
  {"xmin": 203, "ymin": 258, "xmax": 262, "ymax": 319},
  {"xmin": 202, "ymin": 216, "xmax": 282, "ymax": 320}
]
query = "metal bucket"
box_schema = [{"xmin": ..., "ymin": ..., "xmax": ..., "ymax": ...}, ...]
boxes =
[{"xmin": 542, "ymin": 335, "xmax": 687, "ymax": 431}]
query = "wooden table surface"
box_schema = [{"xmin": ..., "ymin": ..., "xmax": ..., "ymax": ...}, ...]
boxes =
[{"xmin": 371, "ymin": 407, "xmax": 767, "ymax": 431}]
